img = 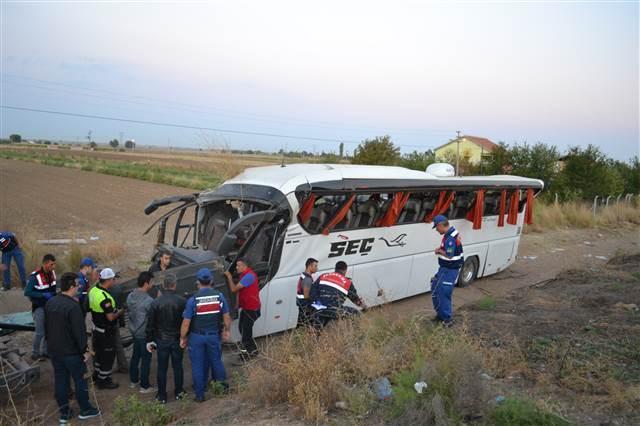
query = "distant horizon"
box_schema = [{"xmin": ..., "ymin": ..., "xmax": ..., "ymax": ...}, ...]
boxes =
[{"xmin": 2, "ymin": 2, "xmax": 638, "ymax": 160}]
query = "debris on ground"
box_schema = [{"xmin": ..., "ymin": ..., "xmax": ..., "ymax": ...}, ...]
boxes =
[{"xmin": 413, "ymin": 381, "xmax": 428, "ymax": 394}]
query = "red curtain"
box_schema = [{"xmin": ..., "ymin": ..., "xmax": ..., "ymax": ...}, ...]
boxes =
[
  {"xmin": 424, "ymin": 191, "xmax": 455, "ymax": 223},
  {"xmin": 322, "ymin": 195, "xmax": 356, "ymax": 235},
  {"xmin": 525, "ymin": 188, "xmax": 535, "ymax": 225},
  {"xmin": 465, "ymin": 189, "xmax": 485, "ymax": 230},
  {"xmin": 498, "ymin": 189, "xmax": 507, "ymax": 227},
  {"xmin": 298, "ymin": 194, "xmax": 316, "ymax": 224},
  {"xmin": 377, "ymin": 192, "xmax": 411, "ymax": 227},
  {"xmin": 507, "ymin": 190, "xmax": 520, "ymax": 225}
]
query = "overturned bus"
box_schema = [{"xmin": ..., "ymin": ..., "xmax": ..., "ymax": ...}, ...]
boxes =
[{"xmin": 135, "ymin": 163, "xmax": 543, "ymax": 339}]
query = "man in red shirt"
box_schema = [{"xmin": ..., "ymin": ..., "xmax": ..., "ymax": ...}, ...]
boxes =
[{"xmin": 224, "ymin": 258, "xmax": 260, "ymax": 362}]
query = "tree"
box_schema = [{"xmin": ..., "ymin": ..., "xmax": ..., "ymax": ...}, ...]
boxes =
[
  {"xmin": 124, "ymin": 140, "xmax": 136, "ymax": 149},
  {"xmin": 89, "ymin": 141, "xmax": 97, "ymax": 149},
  {"xmin": 9, "ymin": 134, "xmax": 22, "ymax": 143},
  {"xmin": 109, "ymin": 139, "xmax": 119, "ymax": 149},
  {"xmin": 555, "ymin": 145, "xmax": 623, "ymax": 200},
  {"xmin": 339, "ymin": 142, "xmax": 344, "ymax": 158},
  {"xmin": 398, "ymin": 150, "xmax": 437, "ymax": 171},
  {"xmin": 351, "ymin": 135, "xmax": 400, "ymax": 166}
]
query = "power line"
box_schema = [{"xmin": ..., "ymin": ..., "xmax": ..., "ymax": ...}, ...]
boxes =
[{"xmin": 0, "ymin": 105, "xmax": 362, "ymax": 144}]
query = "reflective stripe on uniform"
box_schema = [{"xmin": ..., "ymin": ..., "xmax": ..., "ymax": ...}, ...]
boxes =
[
  {"xmin": 438, "ymin": 254, "xmax": 463, "ymax": 261},
  {"xmin": 319, "ymin": 279, "xmax": 349, "ymax": 295}
]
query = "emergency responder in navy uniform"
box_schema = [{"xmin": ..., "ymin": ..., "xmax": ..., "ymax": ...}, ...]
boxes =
[
  {"xmin": 24, "ymin": 253, "xmax": 57, "ymax": 360},
  {"xmin": 88, "ymin": 268, "xmax": 124, "ymax": 389},
  {"xmin": 431, "ymin": 215, "xmax": 464, "ymax": 327},
  {"xmin": 180, "ymin": 268, "xmax": 231, "ymax": 402},
  {"xmin": 77, "ymin": 257, "xmax": 95, "ymax": 314},
  {"xmin": 296, "ymin": 258, "xmax": 318, "ymax": 328},
  {"xmin": 310, "ymin": 261, "xmax": 367, "ymax": 328}
]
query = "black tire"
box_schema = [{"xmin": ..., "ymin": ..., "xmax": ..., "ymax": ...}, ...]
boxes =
[{"xmin": 457, "ymin": 256, "xmax": 479, "ymax": 287}]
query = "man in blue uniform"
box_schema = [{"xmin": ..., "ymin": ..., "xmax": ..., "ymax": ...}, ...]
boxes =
[
  {"xmin": 180, "ymin": 268, "xmax": 231, "ymax": 402},
  {"xmin": 431, "ymin": 215, "xmax": 464, "ymax": 327},
  {"xmin": 77, "ymin": 257, "xmax": 95, "ymax": 313},
  {"xmin": 1, "ymin": 231, "xmax": 27, "ymax": 290},
  {"xmin": 24, "ymin": 253, "xmax": 57, "ymax": 360}
]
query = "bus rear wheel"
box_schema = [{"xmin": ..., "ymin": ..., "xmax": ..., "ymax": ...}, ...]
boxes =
[{"xmin": 457, "ymin": 257, "xmax": 478, "ymax": 287}]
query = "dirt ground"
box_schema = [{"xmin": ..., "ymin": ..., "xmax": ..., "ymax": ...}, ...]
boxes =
[{"xmin": 1, "ymin": 159, "xmax": 639, "ymax": 425}]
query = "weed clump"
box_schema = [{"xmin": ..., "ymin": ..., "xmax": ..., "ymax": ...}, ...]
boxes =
[{"xmin": 113, "ymin": 395, "xmax": 173, "ymax": 426}]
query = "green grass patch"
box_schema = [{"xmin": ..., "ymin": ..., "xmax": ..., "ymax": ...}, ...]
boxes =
[
  {"xmin": 113, "ymin": 395, "xmax": 173, "ymax": 425},
  {"xmin": 488, "ymin": 398, "xmax": 570, "ymax": 426},
  {"xmin": 0, "ymin": 149, "xmax": 222, "ymax": 190},
  {"xmin": 632, "ymin": 272, "xmax": 640, "ymax": 281},
  {"xmin": 476, "ymin": 295, "xmax": 497, "ymax": 310}
]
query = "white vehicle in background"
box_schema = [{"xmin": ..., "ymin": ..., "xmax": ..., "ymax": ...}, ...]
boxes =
[{"xmin": 134, "ymin": 163, "xmax": 543, "ymax": 339}]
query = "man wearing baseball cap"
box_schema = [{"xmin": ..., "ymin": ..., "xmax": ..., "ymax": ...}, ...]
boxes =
[
  {"xmin": 77, "ymin": 258, "xmax": 95, "ymax": 314},
  {"xmin": 431, "ymin": 215, "xmax": 464, "ymax": 327},
  {"xmin": 180, "ymin": 268, "xmax": 231, "ymax": 402},
  {"xmin": 88, "ymin": 268, "xmax": 124, "ymax": 389}
]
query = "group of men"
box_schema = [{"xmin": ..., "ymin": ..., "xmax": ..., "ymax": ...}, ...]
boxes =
[
  {"xmin": 295, "ymin": 214, "xmax": 463, "ymax": 328},
  {"xmin": 2, "ymin": 213, "xmax": 463, "ymax": 423}
]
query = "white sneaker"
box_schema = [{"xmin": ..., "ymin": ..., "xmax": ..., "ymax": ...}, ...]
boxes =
[
  {"xmin": 129, "ymin": 382, "xmax": 138, "ymax": 389},
  {"xmin": 139, "ymin": 386, "xmax": 156, "ymax": 394}
]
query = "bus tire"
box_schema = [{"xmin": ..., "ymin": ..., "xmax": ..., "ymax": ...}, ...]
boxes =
[{"xmin": 457, "ymin": 256, "xmax": 478, "ymax": 288}]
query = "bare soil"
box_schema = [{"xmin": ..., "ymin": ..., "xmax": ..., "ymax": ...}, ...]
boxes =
[{"xmin": 1, "ymin": 159, "xmax": 639, "ymax": 425}]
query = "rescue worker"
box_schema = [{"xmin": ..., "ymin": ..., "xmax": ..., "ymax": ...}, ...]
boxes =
[
  {"xmin": 180, "ymin": 268, "xmax": 231, "ymax": 402},
  {"xmin": 149, "ymin": 248, "xmax": 173, "ymax": 274},
  {"xmin": 224, "ymin": 258, "xmax": 260, "ymax": 361},
  {"xmin": 310, "ymin": 261, "xmax": 367, "ymax": 328},
  {"xmin": 127, "ymin": 271, "xmax": 155, "ymax": 393},
  {"xmin": 431, "ymin": 215, "xmax": 464, "ymax": 327},
  {"xmin": 45, "ymin": 272, "xmax": 100, "ymax": 423},
  {"xmin": 88, "ymin": 268, "xmax": 124, "ymax": 389},
  {"xmin": 24, "ymin": 253, "xmax": 57, "ymax": 360},
  {"xmin": 146, "ymin": 273, "xmax": 187, "ymax": 404},
  {"xmin": 296, "ymin": 258, "xmax": 318, "ymax": 328},
  {"xmin": 77, "ymin": 257, "xmax": 95, "ymax": 313},
  {"xmin": 0, "ymin": 231, "xmax": 26, "ymax": 290}
]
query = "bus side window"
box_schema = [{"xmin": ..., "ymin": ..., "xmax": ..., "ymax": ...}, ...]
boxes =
[
  {"xmin": 449, "ymin": 191, "xmax": 475, "ymax": 219},
  {"xmin": 420, "ymin": 192, "xmax": 439, "ymax": 221},
  {"xmin": 483, "ymin": 190, "xmax": 501, "ymax": 216},
  {"xmin": 398, "ymin": 195, "xmax": 422, "ymax": 223}
]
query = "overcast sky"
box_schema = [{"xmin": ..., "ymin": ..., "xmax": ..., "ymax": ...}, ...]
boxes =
[{"xmin": 1, "ymin": 1, "xmax": 638, "ymax": 159}]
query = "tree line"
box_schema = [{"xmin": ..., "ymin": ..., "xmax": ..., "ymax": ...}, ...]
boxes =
[{"xmin": 350, "ymin": 135, "xmax": 639, "ymax": 201}]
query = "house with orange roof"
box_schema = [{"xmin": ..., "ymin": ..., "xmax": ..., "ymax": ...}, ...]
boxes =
[{"xmin": 434, "ymin": 135, "xmax": 498, "ymax": 165}]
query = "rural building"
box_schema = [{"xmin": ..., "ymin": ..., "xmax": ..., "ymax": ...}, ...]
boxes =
[{"xmin": 435, "ymin": 135, "xmax": 497, "ymax": 164}]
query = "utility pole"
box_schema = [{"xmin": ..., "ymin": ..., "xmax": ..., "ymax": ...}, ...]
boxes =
[
  {"xmin": 119, "ymin": 132, "xmax": 124, "ymax": 147},
  {"xmin": 455, "ymin": 130, "xmax": 461, "ymax": 176}
]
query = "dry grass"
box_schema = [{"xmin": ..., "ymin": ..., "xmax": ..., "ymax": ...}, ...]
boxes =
[
  {"xmin": 528, "ymin": 201, "xmax": 640, "ymax": 232},
  {"xmin": 243, "ymin": 311, "xmax": 489, "ymax": 423}
]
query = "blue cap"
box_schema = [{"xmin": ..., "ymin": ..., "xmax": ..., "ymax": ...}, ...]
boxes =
[
  {"xmin": 196, "ymin": 268, "xmax": 213, "ymax": 283},
  {"xmin": 80, "ymin": 257, "xmax": 95, "ymax": 267},
  {"xmin": 432, "ymin": 215, "xmax": 448, "ymax": 228}
]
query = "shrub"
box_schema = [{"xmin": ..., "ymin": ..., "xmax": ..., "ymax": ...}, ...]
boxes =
[
  {"xmin": 113, "ymin": 395, "xmax": 173, "ymax": 426},
  {"xmin": 488, "ymin": 398, "xmax": 569, "ymax": 426}
]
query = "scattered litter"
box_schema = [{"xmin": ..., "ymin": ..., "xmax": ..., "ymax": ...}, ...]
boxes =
[
  {"xmin": 90, "ymin": 236, "xmax": 100, "ymax": 241},
  {"xmin": 583, "ymin": 241, "xmax": 593, "ymax": 246},
  {"xmin": 614, "ymin": 302, "xmax": 639, "ymax": 312},
  {"xmin": 480, "ymin": 373, "xmax": 493, "ymax": 381},
  {"xmin": 37, "ymin": 239, "xmax": 87, "ymax": 245},
  {"xmin": 594, "ymin": 256, "xmax": 608, "ymax": 261},
  {"xmin": 550, "ymin": 248, "xmax": 566, "ymax": 253},
  {"xmin": 492, "ymin": 339, "xmax": 502, "ymax": 347},
  {"xmin": 414, "ymin": 381, "xmax": 428, "ymax": 394},
  {"xmin": 335, "ymin": 401, "xmax": 348, "ymax": 410},
  {"xmin": 597, "ymin": 233, "xmax": 603, "ymax": 238},
  {"xmin": 520, "ymin": 256, "xmax": 538, "ymax": 260},
  {"xmin": 495, "ymin": 395, "xmax": 506, "ymax": 405},
  {"xmin": 372, "ymin": 377, "xmax": 393, "ymax": 401},
  {"xmin": 584, "ymin": 254, "xmax": 593, "ymax": 258}
]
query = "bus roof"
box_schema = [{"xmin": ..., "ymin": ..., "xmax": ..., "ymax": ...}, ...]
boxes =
[{"xmin": 221, "ymin": 163, "xmax": 544, "ymax": 195}]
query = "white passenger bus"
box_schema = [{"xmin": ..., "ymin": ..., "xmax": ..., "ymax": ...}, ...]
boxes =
[{"xmin": 140, "ymin": 163, "xmax": 543, "ymax": 338}]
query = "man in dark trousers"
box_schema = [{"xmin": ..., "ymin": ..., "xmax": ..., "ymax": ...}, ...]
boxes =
[
  {"xmin": 88, "ymin": 268, "xmax": 124, "ymax": 389},
  {"xmin": 180, "ymin": 268, "xmax": 231, "ymax": 402},
  {"xmin": 45, "ymin": 272, "xmax": 100, "ymax": 424},
  {"xmin": 76, "ymin": 257, "xmax": 95, "ymax": 313},
  {"xmin": 296, "ymin": 258, "xmax": 318, "ymax": 328},
  {"xmin": 24, "ymin": 253, "xmax": 57, "ymax": 360},
  {"xmin": 0, "ymin": 231, "xmax": 26, "ymax": 290},
  {"xmin": 431, "ymin": 215, "xmax": 464, "ymax": 327},
  {"xmin": 224, "ymin": 258, "xmax": 260, "ymax": 361},
  {"xmin": 310, "ymin": 261, "xmax": 367, "ymax": 328},
  {"xmin": 146, "ymin": 273, "xmax": 187, "ymax": 404},
  {"xmin": 127, "ymin": 271, "xmax": 155, "ymax": 393}
]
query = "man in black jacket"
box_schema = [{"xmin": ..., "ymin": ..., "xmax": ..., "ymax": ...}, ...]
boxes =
[
  {"xmin": 145, "ymin": 273, "xmax": 187, "ymax": 404},
  {"xmin": 45, "ymin": 272, "xmax": 100, "ymax": 424}
]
